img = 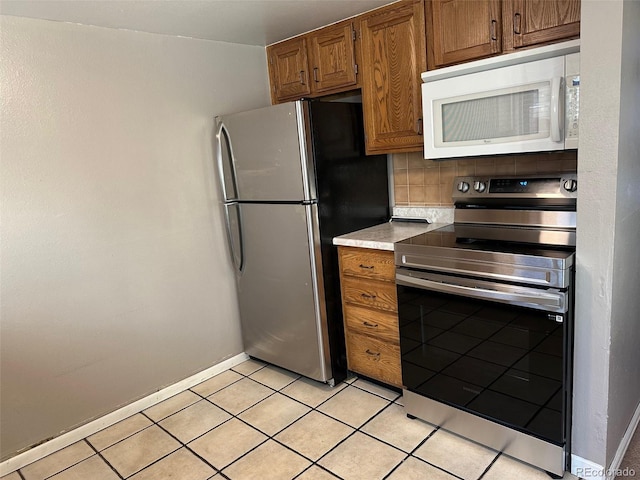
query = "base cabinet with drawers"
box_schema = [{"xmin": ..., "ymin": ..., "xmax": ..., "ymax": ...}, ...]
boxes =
[{"xmin": 338, "ymin": 246, "xmax": 401, "ymax": 388}]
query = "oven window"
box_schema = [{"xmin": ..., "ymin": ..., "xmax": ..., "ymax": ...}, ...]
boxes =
[{"xmin": 398, "ymin": 284, "xmax": 567, "ymax": 445}]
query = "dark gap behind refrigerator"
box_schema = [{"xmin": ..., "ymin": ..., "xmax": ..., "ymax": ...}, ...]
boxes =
[{"xmin": 308, "ymin": 100, "xmax": 390, "ymax": 383}]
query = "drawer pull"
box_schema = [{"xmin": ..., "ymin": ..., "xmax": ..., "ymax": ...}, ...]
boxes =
[
  {"xmin": 359, "ymin": 264, "xmax": 375, "ymax": 270},
  {"xmin": 363, "ymin": 321, "xmax": 379, "ymax": 328},
  {"xmin": 365, "ymin": 349, "xmax": 381, "ymax": 359},
  {"xmin": 361, "ymin": 293, "xmax": 377, "ymax": 300}
]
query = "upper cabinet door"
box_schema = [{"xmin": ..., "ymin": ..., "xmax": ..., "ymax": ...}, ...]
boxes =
[
  {"xmin": 427, "ymin": 0, "xmax": 502, "ymax": 69},
  {"xmin": 503, "ymin": 0, "xmax": 581, "ymax": 50},
  {"xmin": 360, "ymin": 0, "xmax": 426, "ymax": 154},
  {"xmin": 267, "ymin": 37, "xmax": 311, "ymax": 104},
  {"xmin": 308, "ymin": 21, "xmax": 358, "ymax": 94}
]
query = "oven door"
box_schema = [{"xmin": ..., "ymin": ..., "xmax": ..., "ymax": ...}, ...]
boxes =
[{"xmin": 396, "ymin": 268, "xmax": 572, "ymax": 446}]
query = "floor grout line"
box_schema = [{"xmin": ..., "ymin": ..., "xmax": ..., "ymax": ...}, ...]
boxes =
[
  {"xmin": 84, "ymin": 439, "xmax": 125, "ymax": 480},
  {"xmin": 477, "ymin": 451, "xmax": 502, "ymax": 480},
  {"xmin": 146, "ymin": 411, "xmax": 227, "ymax": 479}
]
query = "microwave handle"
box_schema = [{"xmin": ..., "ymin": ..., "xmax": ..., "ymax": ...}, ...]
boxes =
[{"xmin": 550, "ymin": 76, "xmax": 563, "ymax": 142}]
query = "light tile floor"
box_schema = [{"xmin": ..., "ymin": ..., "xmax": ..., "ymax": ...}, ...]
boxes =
[{"xmin": 3, "ymin": 359, "xmax": 581, "ymax": 480}]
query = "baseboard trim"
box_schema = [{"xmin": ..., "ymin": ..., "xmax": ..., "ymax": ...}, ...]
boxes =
[
  {"xmin": 571, "ymin": 455, "xmax": 606, "ymax": 480},
  {"xmin": 570, "ymin": 399, "xmax": 640, "ymax": 480},
  {"xmin": 0, "ymin": 352, "xmax": 249, "ymax": 477}
]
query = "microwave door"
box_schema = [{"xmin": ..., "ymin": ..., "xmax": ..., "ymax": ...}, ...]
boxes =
[{"xmin": 423, "ymin": 55, "xmax": 566, "ymax": 159}]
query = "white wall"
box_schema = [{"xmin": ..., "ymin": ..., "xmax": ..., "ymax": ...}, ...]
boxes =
[
  {"xmin": 606, "ymin": 0, "xmax": 640, "ymax": 466},
  {"xmin": 0, "ymin": 15, "xmax": 270, "ymax": 460},
  {"xmin": 574, "ymin": 0, "xmax": 640, "ymax": 470}
]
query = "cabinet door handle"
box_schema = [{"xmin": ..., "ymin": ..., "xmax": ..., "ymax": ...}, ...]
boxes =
[
  {"xmin": 313, "ymin": 67, "xmax": 319, "ymax": 83},
  {"xmin": 361, "ymin": 293, "xmax": 377, "ymax": 300},
  {"xmin": 490, "ymin": 20, "xmax": 498, "ymax": 41},
  {"xmin": 417, "ymin": 118, "xmax": 423, "ymax": 135},
  {"xmin": 359, "ymin": 264, "xmax": 375, "ymax": 270},
  {"xmin": 363, "ymin": 321, "xmax": 379, "ymax": 328},
  {"xmin": 299, "ymin": 70, "xmax": 306, "ymax": 85},
  {"xmin": 514, "ymin": 13, "xmax": 522, "ymax": 34},
  {"xmin": 365, "ymin": 349, "xmax": 381, "ymax": 359}
]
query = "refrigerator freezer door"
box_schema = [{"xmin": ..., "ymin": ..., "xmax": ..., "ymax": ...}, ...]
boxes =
[
  {"xmin": 217, "ymin": 102, "xmax": 315, "ymax": 202},
  {"xmin": 236, "ymin": 202, "xmax": 331, "ymax": 382}
]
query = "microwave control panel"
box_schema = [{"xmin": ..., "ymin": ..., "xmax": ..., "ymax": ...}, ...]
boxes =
[
  {"xmin": 566, "ymin": 75, "xmax": 580, "ymax": 142},
  {"xmin": 565, "ymin": 52, "xmax": 580, "ymax": 149}
]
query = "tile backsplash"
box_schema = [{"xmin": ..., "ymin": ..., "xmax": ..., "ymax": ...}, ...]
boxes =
[{"xmin": 392, "ymin": 151, "xmax": 578, "ymax": 207}]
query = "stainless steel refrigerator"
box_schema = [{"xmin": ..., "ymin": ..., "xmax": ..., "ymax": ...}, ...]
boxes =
[{"xmin": 215, "ymin": 100, "xmax": 389, "ymax": 385}]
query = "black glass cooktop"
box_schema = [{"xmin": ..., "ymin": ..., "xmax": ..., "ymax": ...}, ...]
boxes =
[{"xmin": 397, "ymin": 224, "xmax": 575, "ymax": 258}]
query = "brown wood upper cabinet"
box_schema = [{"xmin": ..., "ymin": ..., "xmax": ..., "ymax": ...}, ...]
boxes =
[
  {"xmin": 267, "ymin": 36, "xmax": 311, "ymax": 103},
  {"xmin": 267, "ymin": 20, "xmax": 357, "ymax": 103},
  {"xmin": 308, "ymin": 21, "xmax": 358, "ymax": 94},
  {"xmin": 427, "ymin": 0, "xmax": 501, "ymax": 69},
  {"xmin": 502, "ymin": 0, "xmax": 580, "ymax": 51},
  {"xmin": 360, "ymin": 0, "xmax": 427, "ymax": 154},
  {"xmin": 426, "ymin": 0, "xmax": 580, "ymax": 70}
]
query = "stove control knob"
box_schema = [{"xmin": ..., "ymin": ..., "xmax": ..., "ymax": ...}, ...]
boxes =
[
  {"xmin": 473, "ymin": 181, "xmax": 487, "ymax": 193},
  {"xmin": 564, "ymin": 179, "xmax": 577, "ymax": 192},
  {"xmin": 457, "ymin": 181, "xmax": 470, "ymax": 193}
]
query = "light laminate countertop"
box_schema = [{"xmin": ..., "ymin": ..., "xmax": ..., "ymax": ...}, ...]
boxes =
[{"xmin": 333, "ymin": 221, "xmax": 449, "ymax": 251}]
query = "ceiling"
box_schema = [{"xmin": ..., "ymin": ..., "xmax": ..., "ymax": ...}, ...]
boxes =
[{"xmin": 0, "ymin": 0, "xmax": 395, "ymax": 46}]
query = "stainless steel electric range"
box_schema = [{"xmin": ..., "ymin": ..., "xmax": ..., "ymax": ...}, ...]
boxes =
[{"xmin": 395, "ymin": 174, "xmax": 577, "ymax": 477}]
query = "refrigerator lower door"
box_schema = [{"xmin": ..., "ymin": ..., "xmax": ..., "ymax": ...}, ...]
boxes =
[{"xmin": 236, "ymin": 202, "xmax": 332, "ymax": 383}]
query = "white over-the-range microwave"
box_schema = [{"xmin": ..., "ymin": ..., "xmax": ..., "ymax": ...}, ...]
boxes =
[{"xmin": 422, "ymin": 40, "xmax": 580, "ymax": 159}]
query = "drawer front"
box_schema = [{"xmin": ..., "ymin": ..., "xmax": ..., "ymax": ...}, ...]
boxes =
[
  {"xmin": 339, "ymin": 247, "xmax": 395, "ymax": 282},
  {"xmin": 344, "ymin": 304, "xmax": 399, "ymax": 344},
  {"xmin": 342, "ymin": 276, "xmax": 397, "ymax": 312},
  {"xmin": 346, "ymin": 330, "xmax": 401, "ymax": 387}
]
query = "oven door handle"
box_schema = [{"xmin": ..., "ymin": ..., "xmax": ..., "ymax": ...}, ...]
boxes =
[{"xmin": 396, "ymin": 273, "xmax": 564, "ymax": 309}]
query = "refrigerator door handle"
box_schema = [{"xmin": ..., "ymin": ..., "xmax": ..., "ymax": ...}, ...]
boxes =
[
  {"xmin": 223, "ymin": 202, "xmax": 245, "ymax": 273},
  {"xmin": 303, "ymin": 203, "xmax": 332, "ymax": 381},
  {"xmin": 215, "ymin": 121, "xmax": 240, "ymax": 201}
]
